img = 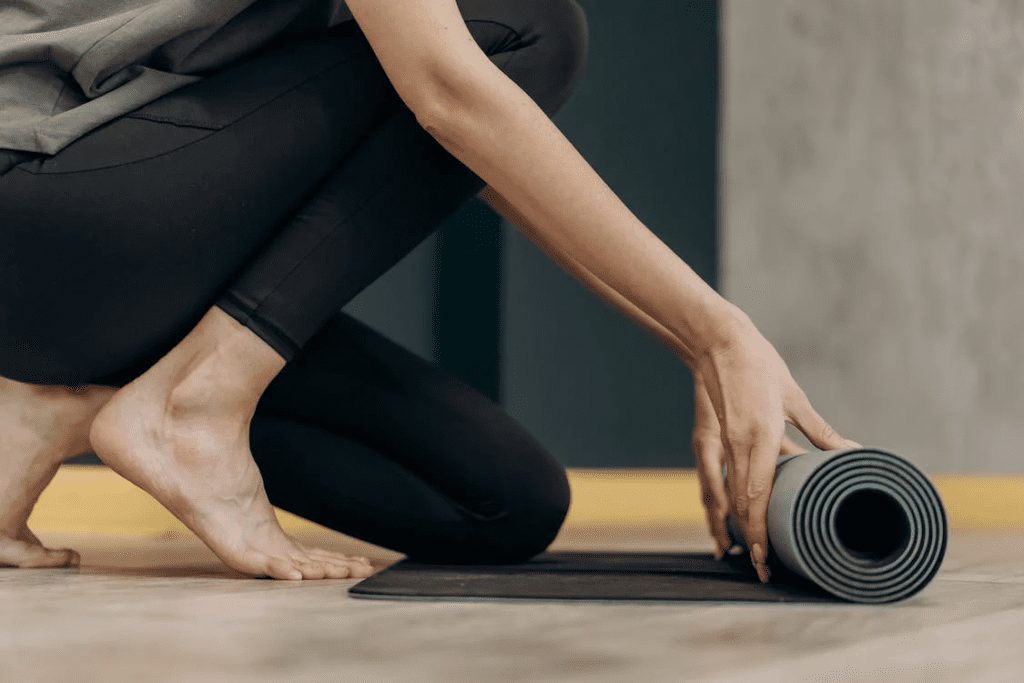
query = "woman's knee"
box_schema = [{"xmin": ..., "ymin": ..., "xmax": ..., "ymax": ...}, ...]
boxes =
[
  {"xmin": 466, "ymin": 455, "xmax": 572, "ymax": 564},
  {"xmin": 487, "ymin": 0, "xmax": 590, "ymax": 117}
]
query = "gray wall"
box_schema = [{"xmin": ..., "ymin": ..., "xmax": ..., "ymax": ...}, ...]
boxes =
[{"xmin": 722, "ymin": 0, "xmax": 1024, "ymax": 473}]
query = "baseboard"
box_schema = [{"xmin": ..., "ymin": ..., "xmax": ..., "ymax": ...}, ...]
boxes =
[{"xmin": 25, "ymin": 465, "xmax": 1024, "ymax": 537}]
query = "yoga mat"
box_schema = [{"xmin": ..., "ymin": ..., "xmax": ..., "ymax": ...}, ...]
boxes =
[
  {"xmin": 349, "ymin": 448, "xmax": 947, "ymax": 604},
  {"xmin": 348, "ymin": 550, "xmax": 832, "ymax": 603},
  {"xmin": 737, "ymin": 447, "xmax": 948, "ymax": 603}
]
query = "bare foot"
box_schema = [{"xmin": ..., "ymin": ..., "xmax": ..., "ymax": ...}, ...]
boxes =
[
  {"xmin": 89, "ymin": 308, "xmax": 376, "ymax": 581},
  {"xmin": 0, "ymin": 377, "xmax": 114, "ymax": 568}
]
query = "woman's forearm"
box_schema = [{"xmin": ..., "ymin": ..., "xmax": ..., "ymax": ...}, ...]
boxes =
[
  {"xmin": 420, "ymin": 62, "xmax": 741, "ymax": 366},
  {"xmin": 477, "ymin": 185, "xmax": 690, "ymax": 360}
]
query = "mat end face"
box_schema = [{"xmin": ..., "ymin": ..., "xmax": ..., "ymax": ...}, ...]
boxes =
[{"xmin": 780, "ymin": 448, "xmax": 948, "ymax": 603}]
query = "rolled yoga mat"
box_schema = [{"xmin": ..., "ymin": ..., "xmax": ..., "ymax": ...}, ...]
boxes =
[
  {"xmin": 728, "ymin": 447, "xmax": 948, "ymax": 603},
  {"xmin": 349, "ymin": 448, "xmax": 948, "ymax": 604}
]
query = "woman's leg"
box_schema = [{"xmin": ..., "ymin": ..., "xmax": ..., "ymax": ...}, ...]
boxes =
[
  {"xmin": 251, "ymin": 312, "xmax": 571, "ymax": 564},
  {"xmin": 0, "ymin": 379, "xmax": 115, "ymax": 568},
  {"xmin": 0, "ymin": 0, "xmax": 587, "ymax": 575},
  {"xmin": 0, "ymin": 20, "xmax": 396, "ymax": 386},
  {"xmin": 211, "ymin": 0, "xmax": 589, "ymax": 362},
  {"xmin": 0, "ymin": 21, "xmax": 398, "ymax": 576}
]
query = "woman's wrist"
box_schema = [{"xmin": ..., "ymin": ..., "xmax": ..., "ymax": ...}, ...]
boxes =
[{"xmin": 668, "ymin": 294, "xmax": 752, "ymax": 368}]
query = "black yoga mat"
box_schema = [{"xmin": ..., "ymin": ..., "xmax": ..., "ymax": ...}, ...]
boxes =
[
  {"xmin": 348, "ymin": 551, "xmax": 833, "ymax": 603},
  {"xmin": 349, "ymin": 448, "xmax": 947, "ymax": 604}
]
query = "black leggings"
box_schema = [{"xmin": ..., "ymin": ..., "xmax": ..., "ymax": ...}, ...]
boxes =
[{"xmin": 0, "ymin": 0, "xmax": 588, "ymax": 563}]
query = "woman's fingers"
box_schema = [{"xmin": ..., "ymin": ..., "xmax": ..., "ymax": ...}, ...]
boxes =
[
  {"xmin": 692, "ymin": 377, "xmax": 732, "ymax": 558},
  {"xmin": 717, "ymin": 414, "xmax": 781, "ymax": 583},
  {"xmin": 722, "ymin": 434, "xmax": 747, "ymax": 518},
  {"xmin": 786, "ymin": 388, "xmax": 860, "ymax": 451},
  {"xmin": 741, "ymin": 430, "xmax": 783, "ymax": 583},
  {"xmin": 693, "ymin": 431, "xmax": 732, "ymax": 559}
]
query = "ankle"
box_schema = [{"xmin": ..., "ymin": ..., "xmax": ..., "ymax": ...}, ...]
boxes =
[
  {"xmin": 159, "ymin": 307, "xmax": 286, "ymax": 420},
  {"xmin": 165, "ymin": 359, "xmax": 259, "ymax": 421},
  {"xmin": 1, "ymin": 376, "xmax": 75, "ymax": 400},
  {"xmin": 0, "ymin": 379, "xmax": 110, "ymax": 458},
  {"xmin": 0, "ymin": 376, "xmax": 106, "ymax": 416}
]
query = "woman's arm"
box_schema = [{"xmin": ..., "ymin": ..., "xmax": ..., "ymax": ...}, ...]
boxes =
[
  {"xmin": 345, "ymin": 0, "xmax": 857, "ymax": 580},
  {"xmin": 479, "ymin": 185, "xmax": 807, "ymax": 559},
  {"xmin": 476, "ymin": 186, "xmax": 687, "ymax": 360},
  {"xmin": 345, "ymin": 0, "xmax": 729, "ymax": 366}
]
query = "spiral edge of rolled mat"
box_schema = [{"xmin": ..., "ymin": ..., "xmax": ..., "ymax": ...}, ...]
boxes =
[{"xmin": 768, "ymin": 447, "xmax": 948, "ymax": 604}]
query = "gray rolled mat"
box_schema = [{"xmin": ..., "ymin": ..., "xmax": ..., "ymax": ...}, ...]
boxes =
[
  {"xmin": 732, "ymin": 446, "xmax": 949, "ymax": 603},
  {"xmin": 349, "ymin": 447, "xmax": 947, "ymax": 605}
]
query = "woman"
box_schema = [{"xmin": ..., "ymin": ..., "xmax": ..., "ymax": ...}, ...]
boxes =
[{"xmin": 0, "ymin": 0, "xmax": 857, "ymax": 582}]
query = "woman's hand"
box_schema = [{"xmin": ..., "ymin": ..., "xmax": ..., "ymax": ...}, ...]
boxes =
[
  {"xmin": 692, "ymin": 375, "xmax": 808, "ymax": 561},
  {"xmin": 691, "ymin": 306, "xmax": 859, "ymax": 582}
]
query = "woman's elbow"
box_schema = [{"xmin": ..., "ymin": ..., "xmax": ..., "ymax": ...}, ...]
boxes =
[
  {"xmin": 402, "ymin": 61, "xmax": 493, "ymax": 140},
  {"xmin": 408, "ymin": 91, "xmax": 461, "ymax": 140}
]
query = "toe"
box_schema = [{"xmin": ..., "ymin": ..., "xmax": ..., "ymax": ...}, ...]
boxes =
[
  {"xmin": 333, "ymin": 557, "xmax": 375, "ymax": 578},
  {"xmin": 0, "ymin": 537, "xmax": 80, "ymax": 568},
  {"xmin": 347, "ymin": 557, "xmax": 377, "ymax": 577},
  {"xmin": 309, "ymin": 548, "xmax": 373, "ymax": 566},
  {"xmin": 347, "ymin": 561, "xmax": 376, "ymax": 578},
  {"xmin": 308, "ymin": 554, "xmax": 351, "ymax": 576},
  {"xmin": 307, "ymin": 549, "xmax": 374, "ymax": 574},
  {"xmin": 295, "ymin": 560, "xmax": 327, "ymax": 580},
  {"xmin": 27, "ymin": 547, "xmax": 80, "ymax": 569},
  {"xmin": 321, "ymin": 562, "xmax": 351, "ymax": 579},
  {"xmin": 263, "ymin": 556, "xmax": 303, "ymax": 580},
  {"xmin": 64, "ymin": 549, "xmax": 82, "ymax": 567},
  {"xmin": 309, "ymin": 553, "xmax": 365, "ymax": 578}
]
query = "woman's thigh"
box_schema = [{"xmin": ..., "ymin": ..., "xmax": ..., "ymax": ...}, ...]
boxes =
[
  {"xmin": 204, "ymin": 0, "xmax": 589, "ymax": 364},
  {"xmin": 0, "ymin": 22, "xmax": 401, "ymax": 384},
  {"xmin": 0, "ymin": 0, "xmax": 588, "ymax": 385}
]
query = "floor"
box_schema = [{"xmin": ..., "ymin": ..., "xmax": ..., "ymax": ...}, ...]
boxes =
[{"xmin": 2, "ymin": 524, "xmax": 1022, "ymax": 682}]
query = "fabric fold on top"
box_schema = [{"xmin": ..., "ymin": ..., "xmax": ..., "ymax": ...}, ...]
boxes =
[{"xmin": 0, "ymin": 0, "xmax": 355, "ymax": 155}]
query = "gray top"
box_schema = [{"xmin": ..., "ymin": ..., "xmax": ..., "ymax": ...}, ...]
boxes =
[{"xmin": 0, "ymin": 0, "xmax": 353, "ymax": 157}]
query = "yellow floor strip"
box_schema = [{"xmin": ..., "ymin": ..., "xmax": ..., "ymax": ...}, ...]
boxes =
[{"xmin": 26, "ymin": 465, "xmax": 1024, "ymax": 536}]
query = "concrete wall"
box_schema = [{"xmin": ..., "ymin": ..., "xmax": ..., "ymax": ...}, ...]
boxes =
[{"xmin": 721, "ymin": 0, "xmax": 1024, "ymax": 473}]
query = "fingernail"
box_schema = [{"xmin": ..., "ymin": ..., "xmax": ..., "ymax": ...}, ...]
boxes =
[
  {"xmin": 752, "ymin": 542, "xmax": 766, "ymax": 564},
  {"xmin": 751, "ymin": 542, "xmax": 771, "ymax": 583},
  {"xmin": 288, "ymin": 570, "xmax": 303, "ymax": 580}
]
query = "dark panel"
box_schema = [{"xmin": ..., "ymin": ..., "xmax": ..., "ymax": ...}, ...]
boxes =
[
  {"xmin": 433, "ymin": 199, "xmax": 503, "ymax": 401},
  {"xmin": 501, "ymin": 0, "xmax": 719, "ymax": 467}
]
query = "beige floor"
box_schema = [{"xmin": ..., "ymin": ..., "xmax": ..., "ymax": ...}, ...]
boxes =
[{"xmin": 1, "ymin": 524, "xmax": 1022, "ymax": 682}]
